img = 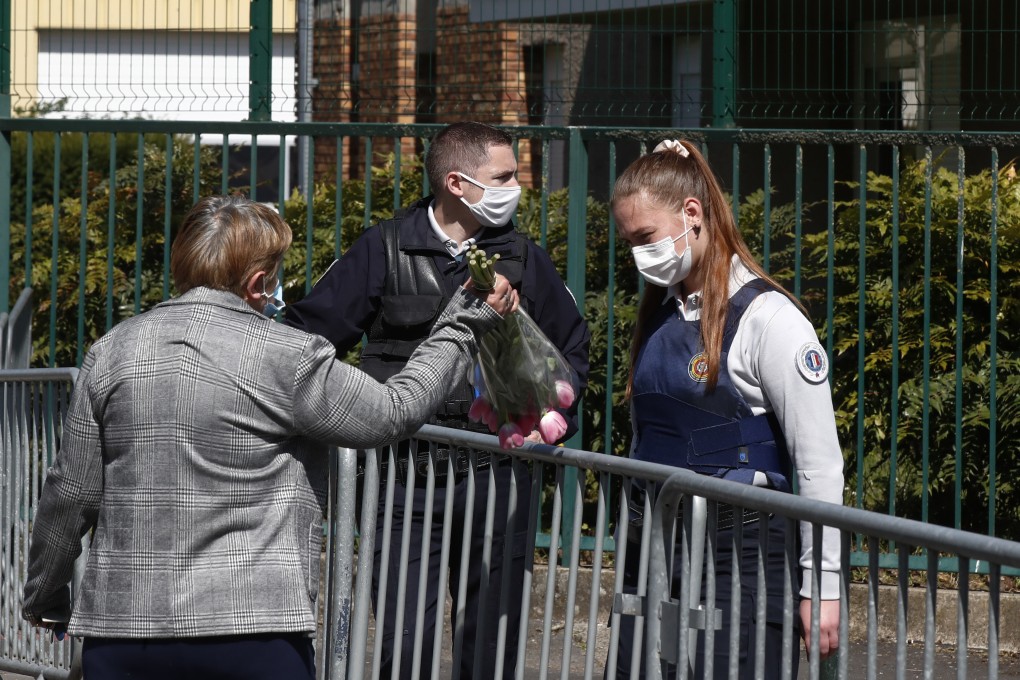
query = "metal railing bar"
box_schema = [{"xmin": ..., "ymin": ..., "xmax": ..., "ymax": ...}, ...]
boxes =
[
  {"xmin": 957, "ymin": 555, "xmax": 969, "ymax": 680},
  {"xmin": 162, "ymin": 135, "xmax": 172, "ymax": 300},
  {"xmin": 493, "ymin": 459, "xmax": 520, "ymax": 680},
  {"xmin": 558, "ymin": 465, "xmax": 585, "ymax": 680},
  {"xmin": 988, "ymin": 147, "xmax": 1000, "ymax": 538},
  {"xmin": 732, "ymin": 505, "xmax": 746, "ymax": 680},
  {"xmin": 349, "ymin": 447, "xmax": 379, "ymax": 679},
  {"xmin": 582, "ymin": 472, "xmax": 609, "ymax": 680},
  {"xmin": 989, "ymin": 562, "xmax": 1001, "ymax": 680},
  {"xmin": 470, "ymin": 456, "xmax": 498, "ymax": 679},
  {"xmin": 48, "ymin": 133, "xmax": 60, "ymax": 367},
  {"xmin": 749, "ymin": 509, "xmax": 763, "ymax": 680},
  {"xmin": 896, "ymin": 545, "xmax": 909, "ymax": 680},
  {"xmin": 430, "ymin": 452, "xmax": 457, "ymax": 680},
  {"xmin": 133, "ymin": 134, "xmax": 143, "ymax": 315},
  {"xmin": 839, "ymin": 530, "xmax": 851, "ymax": 680},
  {"xmin": 889, "ymin": 145, "xmax": 901, "ymax": 525},
  {"xmin": 75, "ymin": 133, "xmax": 88, "ymax": 366},
  {"xmin": 781, "ymin": 516, "xmax": 796, "ymax": 680},
  {"xmin": 954, "ymin": 148, "xmax": 966, "ymax": 531},
  {"xmin": 864, "ymin": 538, "xmax": 881, "ymax": 680},
  {"xmin": 5, "ymin": 119, "xmax": 1020, "ymax": 150},
  {"xmin": 538, "ymin": 464, "xmax": 565, "ymax": 680},
  {"xmin": 702, "ymin": 502, "xmax": 718, "ymax": 680},
  {"xmin": 408, "ymin": 445, "xmax": 437, "ymax": 680},
  {"xmin": 370, "ymin": 447, "xmax": 396, "ymax": 680},
  {"xmin": 921, "ymin": 148, "xmax": 933, "ymax": 527},
  {"xmin": 390, "ymin": 445, "xmax": 417, "ymax": 679},
  {"xmin": 924, "ymin": 550, "xmax": 938, "ymax": 680},
  {"xmin": 514, "ymin": 459, "xmax": 543, "ymax": 680},
  {"xmin": 415, "ymin": 426, "xmax": 1020, "ymax": 570}
]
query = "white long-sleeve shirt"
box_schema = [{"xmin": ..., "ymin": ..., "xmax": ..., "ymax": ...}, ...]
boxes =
[{"xmin": 668, "ymin": 256, "xmax": 845, "ymax": 599}]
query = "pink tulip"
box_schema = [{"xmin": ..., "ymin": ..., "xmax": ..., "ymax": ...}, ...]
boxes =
[
  {"xmin": 468, "ymin": 396, "xmax": 492, "ymax": 423},
  {"xmin": 538, "ymin": 410, "xmax": 569, "ymax": 444},
  {"xmin": 554, "ymin": 380, "xmax": 576, "ymax": 409},
  {"xmin": 498, "ymin": 422, "xmax": 525, "ymax": 450}
]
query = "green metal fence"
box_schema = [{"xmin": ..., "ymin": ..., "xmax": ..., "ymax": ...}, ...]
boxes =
[
  {"xmin": 4, "ymin": 0, "xmax": 1020, "ymax": 570},
  {"xmin": 2, "ymin": 117, "xmax": 1019, "ymax": 569}
]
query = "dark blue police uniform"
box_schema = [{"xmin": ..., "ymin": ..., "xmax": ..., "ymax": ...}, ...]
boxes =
[
  {"xmin": 611, "ymin": 281, "xmax": 797, "ymax": 680},
  {"xmin": 285, "ymin": 196, "xmax": 590, "ymax": 679}
]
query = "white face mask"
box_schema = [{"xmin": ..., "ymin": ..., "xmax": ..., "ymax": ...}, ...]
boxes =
[
  {"xmin": 458, "ymin": 172, "xmax": 522, "ymax": 228},
  {"xmin": 261, "ymin": 279, "xmax": 286, "ymax": 318},
  {"xmin": 630, "ymin": 214, "xmax": 694, "ymax": 287}
]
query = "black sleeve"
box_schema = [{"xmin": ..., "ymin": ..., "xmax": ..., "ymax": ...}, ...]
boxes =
[
  {"xmin": 520, "ymin": 242, "xmax": 592, "ymax": 441},
  {"xmin": 283, "ymin": 227, "xmax": 386, "ymax": 355}
]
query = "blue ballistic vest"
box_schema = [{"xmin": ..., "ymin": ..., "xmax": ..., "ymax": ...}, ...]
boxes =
[{"xmin": 630, "ymin": 280, "xmax": 791, "ymax": 491}]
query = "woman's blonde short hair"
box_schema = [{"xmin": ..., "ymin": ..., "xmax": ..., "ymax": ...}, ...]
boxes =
[{"xmin": 171, "ymin": 195, "xmax": 292, "ymax": 296}]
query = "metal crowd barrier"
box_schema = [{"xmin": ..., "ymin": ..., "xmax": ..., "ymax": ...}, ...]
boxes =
[
  {"xmin": 322, "ymin": 425, "xmax": 1020, "ymax": 680},
  {"xmin": 7, "ymin": 411, "xmax": 1020, "ymax": 679},
  {"xmin": 0, "ymin": 368, "xmax": 83, "ymax": 680}
]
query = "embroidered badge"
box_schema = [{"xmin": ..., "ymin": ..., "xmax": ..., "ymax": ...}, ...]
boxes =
[
  {"xmin": 688, "ymin": 352, "xmax": 709, "ymax": 383},
  {"xmin": 796, "ymin": 342, "xmax": 829, "ymax": 383}
]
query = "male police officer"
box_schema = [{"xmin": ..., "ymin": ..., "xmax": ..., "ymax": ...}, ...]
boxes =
[{"xmin": 285, "ymin": 121, "xmax": 590, "ymax": 679}]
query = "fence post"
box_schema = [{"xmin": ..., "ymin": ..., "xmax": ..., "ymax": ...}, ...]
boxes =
[
  {"xmin": 325, "ymin": 447, "xmax": 359, "ymax": 680},
  {"xmin": 0, "ymin": 0, "xmax": 11, "ymax": 313},
  {"xmin": 249, "ymin": 0, "xmax": 273, "ymax": 121},
  {"xmin": 711, "ymin": 0, "xmax": 736, "ymax": 128},
  {"xmin": 562, "ymin": 128, "xmax": 588, "ymax": 562}
]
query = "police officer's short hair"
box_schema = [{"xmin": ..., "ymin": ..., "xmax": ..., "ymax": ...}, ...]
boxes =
[
  {"xmin": 171, "ymin": 194, "xmax": 292, "ymax": 297},
  {"xmin": 425, "ymin": 121, "xmax": 514, "ymax": 193}
]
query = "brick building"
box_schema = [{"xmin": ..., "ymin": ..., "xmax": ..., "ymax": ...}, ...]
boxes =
[{"xmin": 311, "ymin": 1, "xmax": 552, "ymax": 188}]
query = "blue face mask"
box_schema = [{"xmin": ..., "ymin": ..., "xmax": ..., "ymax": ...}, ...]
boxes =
[{"xmin": 261, "ymin": 279, "xmax": 286, "ymax": 318}]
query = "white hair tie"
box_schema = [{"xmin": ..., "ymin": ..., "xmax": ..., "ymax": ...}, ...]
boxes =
[{"xmin": 653, "ymin": 139, "xmax": 690, "ymax": 157}]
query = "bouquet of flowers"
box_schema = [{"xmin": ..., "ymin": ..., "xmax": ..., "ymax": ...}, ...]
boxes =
[{"xmin": 466, "ymin": 246, "xmax": 580, "ymax": 449}]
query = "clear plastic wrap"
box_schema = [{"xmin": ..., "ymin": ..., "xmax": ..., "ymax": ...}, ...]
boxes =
[{"xmin": 468, "ymin": 307, "xmax": 579, "ymax": 448}]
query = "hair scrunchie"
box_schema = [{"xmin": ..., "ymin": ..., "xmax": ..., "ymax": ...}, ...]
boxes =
[{"xmin": 652, "ymin": 139, "xmax": 690, "ymax": 157}]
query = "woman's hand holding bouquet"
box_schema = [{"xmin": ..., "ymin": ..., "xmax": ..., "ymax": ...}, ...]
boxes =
[{"xmin": 465, "ymin": 246, "xmax": 580, "ymax": 449}]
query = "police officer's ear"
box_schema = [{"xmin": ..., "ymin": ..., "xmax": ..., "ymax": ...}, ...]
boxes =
[
  {"xmin": 683, "ymin": 197, "xmax": 704, "ymax": 234},
  {"xmin": 446, "ymin": 171, "xmax": 468, "ymax": 198}
]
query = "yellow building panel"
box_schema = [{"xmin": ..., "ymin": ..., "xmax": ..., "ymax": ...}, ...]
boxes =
[
  {"xmin": 12, "ymin": 0, "xmax": 297, "ymax": 114},
  {"xmin": 25, "ymin": 0, "xmax": 296, "ymax": 31}
]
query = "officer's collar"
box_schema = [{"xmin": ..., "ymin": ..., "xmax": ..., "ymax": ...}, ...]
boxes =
[
  {"xmin": 427, "ymin": 202, "xmax": 476, "ymax": 257},
  {"xmin": 399, "ymin": 196, "xmax": 517, "ymax": 252}
]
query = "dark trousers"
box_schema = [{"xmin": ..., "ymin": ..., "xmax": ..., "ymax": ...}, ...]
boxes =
[
  {"xmin": 609, "ymin": 512, "xmax": 798, "ymax": 680},
  {"xmin": 81, "ymin": 633, "xmax": 315, "ymax": 680},
  {"xmin": 371, "ymin": 461, "xmax": 531, "ymax": 680}
]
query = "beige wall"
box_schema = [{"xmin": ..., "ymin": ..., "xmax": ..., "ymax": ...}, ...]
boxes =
[{"xmin": 12, "ymin": 0, "xmax": 297, "ymax": 113}]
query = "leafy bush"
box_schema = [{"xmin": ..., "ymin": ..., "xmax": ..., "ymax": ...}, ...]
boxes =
[
  {"xmin": 745, "ymin": 158, "xmax": 1020, "ymax": 538},
  {"xmin": 9, "ymin": 141, "xmax": 1020, "ymax": 538},
  {"xmin": 8, "ymin": 134, "xmax": 223, "ymax": 366}
]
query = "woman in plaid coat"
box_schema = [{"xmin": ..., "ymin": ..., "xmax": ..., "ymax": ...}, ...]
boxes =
[{"xmin": 21, "ymin": 194, "xmax": 518, "ymax": 680}]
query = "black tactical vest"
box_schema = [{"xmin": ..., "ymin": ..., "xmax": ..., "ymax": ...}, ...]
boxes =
[{"xmin": 360, "ymin": 217, "xmax": 527, "ymax": 424}]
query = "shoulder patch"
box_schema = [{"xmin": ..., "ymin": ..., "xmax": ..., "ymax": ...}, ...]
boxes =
[{"xmin": 796, "ymin": 342, "xmax": 829, "ymax": 383}]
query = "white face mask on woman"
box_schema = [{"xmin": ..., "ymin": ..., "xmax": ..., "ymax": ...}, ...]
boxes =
[
  {"xmin": 261, "ymin": 279, "xmax": 286, "ymax": 317},
  {"xmin": 630, "ymin": 213, "xmax": 694, "ymax": 287},
  {"xmin": 458, "ymin": 173, "xmax": 522, "ymax": 228}
]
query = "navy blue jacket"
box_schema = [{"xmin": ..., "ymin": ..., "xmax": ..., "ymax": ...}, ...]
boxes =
[{"xmin": 285, "ymin": 197, "xmax": 591, "ymax": 438}]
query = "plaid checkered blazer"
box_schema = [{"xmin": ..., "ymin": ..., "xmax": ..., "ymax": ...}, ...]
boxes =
[{"xmin": 22, "ymin": 286, "xmax": 499, "ymax": 638}]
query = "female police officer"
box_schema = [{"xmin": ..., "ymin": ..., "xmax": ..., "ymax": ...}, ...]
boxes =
[{"xmin": 608, "ymin": 140, "xmax": 844, "ymax": 679}]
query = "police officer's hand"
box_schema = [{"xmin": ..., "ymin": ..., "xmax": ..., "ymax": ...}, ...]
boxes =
[
  {"xmin": 466, "ymin": 273, "xmax": 519, "ymax": 317},
  {"xmin": 799, "ymin": 598, "xmax": 839, "ymax": 659}
]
